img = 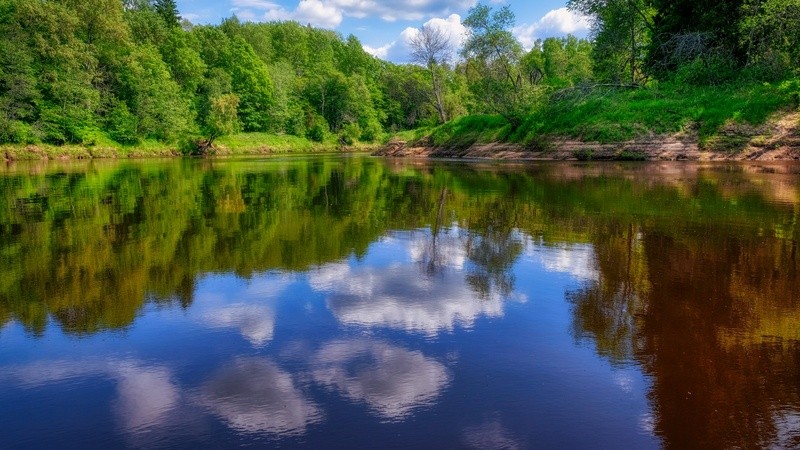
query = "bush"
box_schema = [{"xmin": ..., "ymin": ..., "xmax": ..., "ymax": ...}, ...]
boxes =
[
  {"xmin": 615, "ymin": 150, "xmax": 647, "ymax": 161},
  {"xmin": 339, "ymin": 122, "xmax": 361, "ymax": 146},
  {"xmin": 306, "ymin": 122, "xmax": 326, "ymax": 142},
  {"xmin": 573, "ymin": 149, "xmax": 594, "ymax": 161},
  {"xmin": 674, "ymin": 54, "xmax": 737, "ymax": 86},
  {"xmin": 0, "ymin": 120, "xmax": 37, "ymax": 144},
  {"xmin": 107, "ymin": 103, "xmax": 139, "ymax": 144}
]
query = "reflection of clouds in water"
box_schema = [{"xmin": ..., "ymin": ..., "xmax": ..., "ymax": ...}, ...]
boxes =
[
  {"xmin": 462, "ymin": 419, "xmax": 521, "ymax": 450},
  {"xmin": 202, "ymin": 304, "xmax": 275, "ymax": 347},
  {"xmin": 639, "ymin": 413, "xmax": 656, "ymax": 435},
  {"xmin": 773, "ymin": 411, "xmax": 800, "ymax": 449},
  {"xmin": 2, "ymin": 359, "xmax": 107, "ymax": 387},
  {"xmin": 197, "ymin": 358, "xmax": 322, "ymax": 435},
  {"xmin": 311, "ymin": 340, "xmax": 451, "ymax": 421},
  {"xmin": 112, "ymin": 362, "xmax": 180, "ymax": 432},
  {"xmin": 407, "ymin": 228, "xmax": 468, "ymax": 270},
  {"xmin": 2, "ymin": 359, "xmax": 180, "ymax": 433},
  {"xmin": 526, "ymin": 242, "xmax": 599, "ymax": 282},
  {"xmin": 196, "ymin": 274, "xmax": 294, "ymax": 347},
  {"xmin": 613, "ymin": 371, "xmax": 635, "ymax": 394},
  {"xmin": 310, "ymin": 262, "xmax": 514, "ymax": 336}
]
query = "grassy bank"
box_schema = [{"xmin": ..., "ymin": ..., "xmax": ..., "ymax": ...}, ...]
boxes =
[
  {"xmin": 1, "ymin": 132, "xmax": 374, "ymax": 161},
  {"xmin": 393, "ymin": 80, "xmax": 800, "ymax": 153}
]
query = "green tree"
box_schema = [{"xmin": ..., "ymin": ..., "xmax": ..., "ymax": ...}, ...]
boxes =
[
  {"xmin": 153, "ymin": 0, "xmax": 180, "ymax": 28},
  {"xmin": 740, "ymin": 0, "xmax": 800, "ymax": 77},
  {"xmin": 461, "ymin": 3, "xmax": 533, "ymax": 125},
  {"xmin": 201, "ymin": 93, "xmax": 240, "ymax": 152},
  {"xmin": 409, "ymin": 25, "xmax": 453, "ymax": 123},
  {"xmin": 568, "ymin": 0, "xmax": 654, "ymax": 84}
]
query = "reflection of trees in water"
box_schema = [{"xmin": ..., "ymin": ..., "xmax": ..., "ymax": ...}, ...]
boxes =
[
  {"xmin": 567, "ymin": 223, "xmax": 650, "ymax": 364},
  {"xmin": 464, "ymin": 200, "xmax": 524, "ymax": 300},
  {"xmin": 568, "ymin": 223, "xmax": 800, "ymax": 448},
  {"xmin": 418, "ymin": 188, "xmax": 451, "ymax": 277},
  {"xmin": 465, "ymin": 230, "xmax": 522, "ymax": 300}
]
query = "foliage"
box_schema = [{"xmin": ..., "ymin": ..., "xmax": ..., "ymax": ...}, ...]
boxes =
[
  {"xmin": 461, "ymin": 4, "xmax": 533, "ymax": 126},
  {"xmin": 421, "ymin": 81, "xmax": 795, "ymax": 147},
  {"xmin": 0, "ymin": 0, "xmax": 797, "ymax": 151}
]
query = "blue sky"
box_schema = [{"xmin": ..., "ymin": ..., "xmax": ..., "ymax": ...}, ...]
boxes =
[{"xmin": 176, "ymin": 1, "xmax": 591, "ymax": 62}]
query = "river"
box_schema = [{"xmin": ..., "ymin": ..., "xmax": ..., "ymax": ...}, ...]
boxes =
[{"xmin": 1, "ymin": 156, "xmax": 798, "ymax": 448}]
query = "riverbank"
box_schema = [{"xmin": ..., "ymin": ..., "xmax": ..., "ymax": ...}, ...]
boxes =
[
  {"xmin": 377, "ymin": 81, "xmax": 800, "ymax": 161},
  {"xmin": 376, "ymin": 112, "xmax": 800, "ymax": 161},
  {"xmin": 1, "ymin": 132, "xmax": 376, "ymax": 161}
]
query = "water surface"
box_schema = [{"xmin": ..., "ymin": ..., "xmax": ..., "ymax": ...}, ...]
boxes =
[{"xmin": 1, "ymin": 157, "xmax": 799, "ymax": 448}]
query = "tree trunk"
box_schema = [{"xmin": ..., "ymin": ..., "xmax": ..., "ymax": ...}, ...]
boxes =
[{"xmin": 430, "ymin": 66, "xmax": 447, "ymax": 124}]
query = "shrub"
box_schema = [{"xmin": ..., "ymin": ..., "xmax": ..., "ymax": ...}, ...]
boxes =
[{"xmin": 573, "ymin": 149, "xmax": 594, "ymax": 161}]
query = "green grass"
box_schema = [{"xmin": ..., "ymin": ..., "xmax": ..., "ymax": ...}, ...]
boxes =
[
  {"xmin": 215, "ymin": 133, "xmax": 334, "ymax": 153},
  {"xmin": 399, "ymin": 80, "xmax": 799, "ymax": 152},
  {"xmin": 1, "ymin": 131, "xmax": 377, "ymax": 160}
]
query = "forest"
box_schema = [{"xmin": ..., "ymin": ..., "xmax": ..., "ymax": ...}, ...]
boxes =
[{"xmin": 0, "ymin": 0, "xmax": 798, "ymax": 154}]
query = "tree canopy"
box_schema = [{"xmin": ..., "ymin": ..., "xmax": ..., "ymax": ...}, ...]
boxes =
[{"xmin": 0, "ymin": 0, "xmax": 797, "ymax": 147}]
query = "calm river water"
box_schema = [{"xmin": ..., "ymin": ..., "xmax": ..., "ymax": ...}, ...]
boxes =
[{"xmin": 1, "ymin": 156, "xmax": 798, "ymax": 449}]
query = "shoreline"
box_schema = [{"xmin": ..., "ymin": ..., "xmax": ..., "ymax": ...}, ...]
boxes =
[
  {"xmin": 376, "ymin": 112, "xmax": 800, "ymax": 162},
  {"xmin": 1, "ymin": 142, "xmax": 378, "ymax": 162}
]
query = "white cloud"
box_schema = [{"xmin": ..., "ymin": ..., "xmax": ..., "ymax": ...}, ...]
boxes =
[
  {"xmin": 513, "ymin": 7, "xmax": 591, "ymax": 49},
  {"xmin": 311, "ymin": 339, "xmax": 451, "ymax": 420},
  {"xmin": 328, "ymin": 0, "xmax": 475, "ymax": 22},
  {"xmin": 526, "ymin": 242, "xmax": 599, "ymax": 282},
  {"xmin": 197, "ymin": 358, "xmax": 323, "ymax": 435},
  {"xmin": 234, "ymin": 0, "xmax": 344, "ymax": 29},
  {"xmin": 2, "ymin": 359, "xmax": 181, "ymax": 434},
  {"xmin": 112, "ymin": 363, "xmax": 181, "ymax": 432},
  {"xmin": 232, "ymin": 0, "xmax": 477, "ymax": 29},
  {"xmin": 193, "ymin": 274, "xmax": 294, "ymax": 347},
  {"xmin": 309, "ymin": 231, "xmax": 524, "ymax": 336},
  {"xmin": 202, "ymin": 304, "xmax": 276, "ymax": 347},
  {"xmin": 364, "ymin": 14, "xmax": 467, "ymax": 63},
  {"xmin": 363, "ymin": 42, "xmax": 396, "ymax": 59}
]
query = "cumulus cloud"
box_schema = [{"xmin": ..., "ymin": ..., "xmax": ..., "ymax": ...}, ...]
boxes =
[
  {"xmin": 313, "ymin": 262, "xmax": 505, "ymax": 336},
  {"xmin": 364, "ymin": 14, "xmax": 467, "ymax": 62},
  {"xmin": 309, "ymin": 231, "xmax": 524, "ymax": 336},
  {"xmin": 321, "ymin": 0, "xmax": 474, "ymax": 22},
  {"xmin": 202, "ymin": 304, "xmax": 276, "ymax": 347},
  {"xmin": 197, "ymin": 357, "xmax": 323, "ymax": 435},
  {"xmin": 311, "ymin": 339, "xmax": 451, "ymax": 420},
  {"xmin": 194, "ymin": 274, "xmax": 294, "ymax": 347},
  {"xmin": 233, "ymin": 0, "xmax": 343, "ymax": 28},
  {"xmin": 513, "ymin": 7, "xmax": 591, "ymax": 49},
  {"xmin": 112, "ymin": 363, "xmax": 181, "ymax": 432},
  {"xmin": 2, "ymin": 359, "xmax": 181, "ymax": 434},
  {"xmin": 526, "ymin": 243, "xmax": 599, "ymax": 282},
  {"xmin": 232, "ymin": 0, "xmax": 477, "ymax": 29}
]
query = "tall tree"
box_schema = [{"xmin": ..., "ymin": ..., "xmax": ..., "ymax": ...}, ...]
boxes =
[
  {"xmin": 409, "ymin": 25, "xmax": 452, "ymax": 124},
  {"xmin": 153, "ymin": 0, "xmax": 180, "ymax": 28},
  {"xmin": 461, "ymin": 4, "xmax": 531, "ymax": 125},
  {"xmin": 740, "ymin": 0, "xmax": 800, "ymax": 74},
  {"xmin": 568, "ymin": 0, "xmax": 654, "ymax": 84}
]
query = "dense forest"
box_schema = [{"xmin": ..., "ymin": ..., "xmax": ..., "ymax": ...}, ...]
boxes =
[{"xmin": 0, "ymin": 0, "xmax": 798, "ymax": 152}]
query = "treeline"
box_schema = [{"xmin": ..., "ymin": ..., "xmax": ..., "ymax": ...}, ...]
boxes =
[
  {"xmin": 0, "ymin": 0, "xmax": 597, "ymax": 148},
  {"xmin": 569, "ymin": 0, "xmax": 800, "ymax": 85},
  {"xmin": 0, "ymin": 0, "xmax": 797, "ymax": 149}
]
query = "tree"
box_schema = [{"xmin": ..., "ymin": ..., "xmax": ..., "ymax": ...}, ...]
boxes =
[
  {"xmin": 568, "ymin": 0, "xmax": 654, "ymax": 84},
  {"xmin": 461, "ymin": 4, "xmax": 532, "ymax": 126},
  {"xmin": 201, "ymin": 93, "xmax": 239, "ymax": 152},
  {"xmin": 153, "ymin": 0, "xmax": 180, "ymax": 28},
  {"xmin": 740, "ymin": 0, "xmax": 800, "ymax": 76},
  {"xmin": 409, "ymin": 25, "xmax": 452, "ymax": 123}
]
